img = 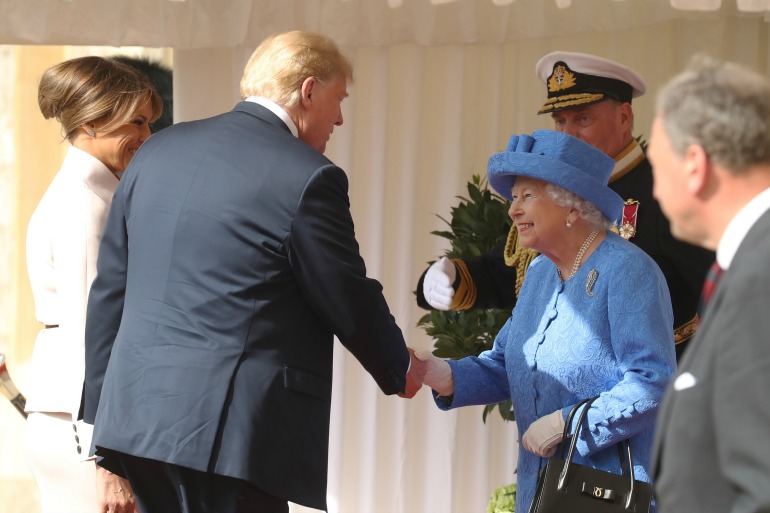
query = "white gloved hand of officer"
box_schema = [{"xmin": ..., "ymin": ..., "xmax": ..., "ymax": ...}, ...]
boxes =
[
  {"xmin": 423, "ymin": 257, "xmax": 456, "ymax": 311},
  {"xmin": 522, "ymin": 409, "xmax": 566, "ymax": 458},
  {"xmin": 413, "ymin": 349, "xmax": 455, "ymax": 396}
]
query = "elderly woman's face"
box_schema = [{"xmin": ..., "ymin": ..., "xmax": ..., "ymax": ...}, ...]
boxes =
[
  {"xmin": 508, "ymin": 176, "xmax": 570, "ymax": 253},
  {"xmin": 89, "ymin": 99, "xmax": 154, "ymax": 174}
]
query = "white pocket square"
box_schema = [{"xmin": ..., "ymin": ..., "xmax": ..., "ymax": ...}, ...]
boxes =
[{"xmin": 673, "ymin": 372, "xmax": 697, "ymax": 391}]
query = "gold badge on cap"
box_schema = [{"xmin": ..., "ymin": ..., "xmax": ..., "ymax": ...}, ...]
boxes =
[{"xmin": 548, "ymin": 64, "xmax": 577, "ymax": 93}]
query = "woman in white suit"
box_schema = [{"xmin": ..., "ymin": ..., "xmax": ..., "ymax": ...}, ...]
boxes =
[{"xmin": 25, "ymin": 56, "xmax": 162, "ymax": 513}]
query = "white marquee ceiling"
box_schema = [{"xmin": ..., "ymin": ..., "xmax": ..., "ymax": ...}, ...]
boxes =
[{"xmin": 1, "ymin": 0, "xmax": 768, "ymax": 49}]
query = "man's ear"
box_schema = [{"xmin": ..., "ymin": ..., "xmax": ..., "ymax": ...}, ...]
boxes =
[
  {"xmin": 684, "ymin": 143, "xmax": 710, "ymax": 195},
  {"xmin": 618, "ymin": 102, "xmax": 633, "ymax": 130},
  {"xmin": 300, "ymin": 76, "xmax": 317, "ymax": 108}
]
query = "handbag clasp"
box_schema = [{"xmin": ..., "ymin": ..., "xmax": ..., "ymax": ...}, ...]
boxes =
[{"xmin": 582, "ymin": 482, "xmax": 617, "ymax": 501}]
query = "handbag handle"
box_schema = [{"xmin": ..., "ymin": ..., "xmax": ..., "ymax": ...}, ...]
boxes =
[
  {"xmin": 556, "ymin": 397, "xmax": 638, "ymax": 510},
  {"xmin": 558, "ymin": 397, "xmax": 593, "ymax": 460}
]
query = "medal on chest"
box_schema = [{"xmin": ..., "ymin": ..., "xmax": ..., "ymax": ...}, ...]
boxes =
[{"xmin": 618, "ymin": 199, "xmax": 640, "ymax": 240}]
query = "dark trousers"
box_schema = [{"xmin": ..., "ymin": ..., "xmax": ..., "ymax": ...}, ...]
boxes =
[{"xmin": 115, "ymin": 452, "xmax": 289, "ymax": 513}]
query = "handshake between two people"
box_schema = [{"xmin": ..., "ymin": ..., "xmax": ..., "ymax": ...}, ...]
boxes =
[
  {"xmin": 396, "ymin": 348, "xmax": 566, "ymax": 458},
  {"xmin": 398, "ymin": 348, "xmax": 455, "ymax": 399}
]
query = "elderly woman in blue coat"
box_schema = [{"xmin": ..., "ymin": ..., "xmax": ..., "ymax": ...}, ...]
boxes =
[{"xmin": 415, "ymin": 130, "xmax": 676, "ymax": 513}]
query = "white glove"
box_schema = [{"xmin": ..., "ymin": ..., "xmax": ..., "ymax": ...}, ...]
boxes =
[
  {"xmin": 522, "ymin": 409, "xmax": 565, "ymax": 457},
  {"xmin": 413, "ymin": 349, "xmax": 454, "ymax": 396},
  {"xmin": 423, "ymin": 257, "xmax": 457, "ymax": 310}
]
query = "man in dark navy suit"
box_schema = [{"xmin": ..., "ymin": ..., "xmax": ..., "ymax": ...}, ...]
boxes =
[{"xmin": 82, "ymin": 31, "xmax": 421, "ymax": 513}]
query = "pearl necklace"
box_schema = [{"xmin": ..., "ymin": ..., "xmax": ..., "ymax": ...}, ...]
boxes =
[{"xmin": 558, "ymin": 229, "xmax": 600, "ymax": 281}]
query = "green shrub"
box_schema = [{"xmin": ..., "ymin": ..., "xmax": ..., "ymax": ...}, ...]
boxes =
[
  {"xmin": 416, "ymin": 175, "xmax": 514, "ymax": 422},
  {"xmin": 487, "ymin": 482, "xmax": 517, "ymax": 513}
]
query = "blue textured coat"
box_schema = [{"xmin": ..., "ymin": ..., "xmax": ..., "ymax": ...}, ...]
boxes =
[{"xmin": 438, "ymin": 232, "xmax": 676, "ymax": 513}]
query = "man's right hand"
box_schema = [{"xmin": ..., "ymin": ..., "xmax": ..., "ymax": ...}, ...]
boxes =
[
  {"xmin": 422, "ymin": 257, "xmax": 456, "ymax": 310},
  {"xmin": 399, "ymin": 348, "xmax": 428, "ymax": 398}
]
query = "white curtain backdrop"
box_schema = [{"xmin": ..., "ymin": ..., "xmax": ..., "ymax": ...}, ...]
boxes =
[
  {"xmin": 1, "ymin": 3, "xmax": 769, "ymax": 513},
  {"xmin": 2, "ymin": 0, "xmax": 769, "ymax": 48}
]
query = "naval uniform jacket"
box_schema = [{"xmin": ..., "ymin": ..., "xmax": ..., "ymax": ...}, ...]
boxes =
[{"xmin": 81, "ymin": 101, "xmax": 410, "ymax": 510}]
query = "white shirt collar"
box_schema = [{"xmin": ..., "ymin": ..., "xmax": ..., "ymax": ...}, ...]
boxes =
[
  {"xmin": 245, "ymin": 96, "xmax": 298, "ymax": 139},
  {"xmin": 717, "ymin": 186, "xmax": 770, "ymax": 270}
]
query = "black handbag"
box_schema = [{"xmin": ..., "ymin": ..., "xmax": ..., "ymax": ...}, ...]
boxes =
[{"xmin": 528, "ymin": 397, "xmax": 653, "ymax": 513}]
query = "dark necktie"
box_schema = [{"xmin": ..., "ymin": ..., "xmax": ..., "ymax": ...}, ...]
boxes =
[{"xmin": 698, "ymin": 261, "xmax": 723, "ymax": 318}]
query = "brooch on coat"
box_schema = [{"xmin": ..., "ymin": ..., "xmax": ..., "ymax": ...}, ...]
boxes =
[{"xmin": 586, "ymin": 269, "xmax": 599, "ymax": 297}]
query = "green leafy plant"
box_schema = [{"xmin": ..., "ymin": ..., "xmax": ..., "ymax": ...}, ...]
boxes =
[
  {"xmin": 416, "ymin": 174, "xmax": 515, "ymax": 422},
  {"xmin": 487, "ymin": 482, "xmax": 517, "ymax": 513}
]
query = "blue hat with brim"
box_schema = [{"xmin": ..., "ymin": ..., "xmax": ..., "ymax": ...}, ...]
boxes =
[{"xmin": 488, "ymin": 130, "xmax": 623, "ymax": 224}]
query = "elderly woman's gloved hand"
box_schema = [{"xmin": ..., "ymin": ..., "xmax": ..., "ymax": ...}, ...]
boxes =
[
  {"xmin": 413, "ymin": 349, "xmax": 454, "ymax": 396},
  {"xmin": 522, "ymin": 409, "xmax": 565, "ymax": 457}
]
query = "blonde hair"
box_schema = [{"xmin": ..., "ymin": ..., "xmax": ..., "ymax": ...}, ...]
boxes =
[
  {"xmin": 38, "ymin": 56, "xmax": 163, "ymax": 141},
  {"xmin": 240, "ymin": 31, "xmax": 353, "ymax": 107}
]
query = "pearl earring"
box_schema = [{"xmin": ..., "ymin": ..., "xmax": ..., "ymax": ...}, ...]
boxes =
[{"xmin": 566, "ymin": 220, "xmax": 572, "ymax": 228}]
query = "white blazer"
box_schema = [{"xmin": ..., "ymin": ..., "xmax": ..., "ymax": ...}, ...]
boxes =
[{"xmin": 25, "ymin": 145, "xmax": 118, "ymax": 453}]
